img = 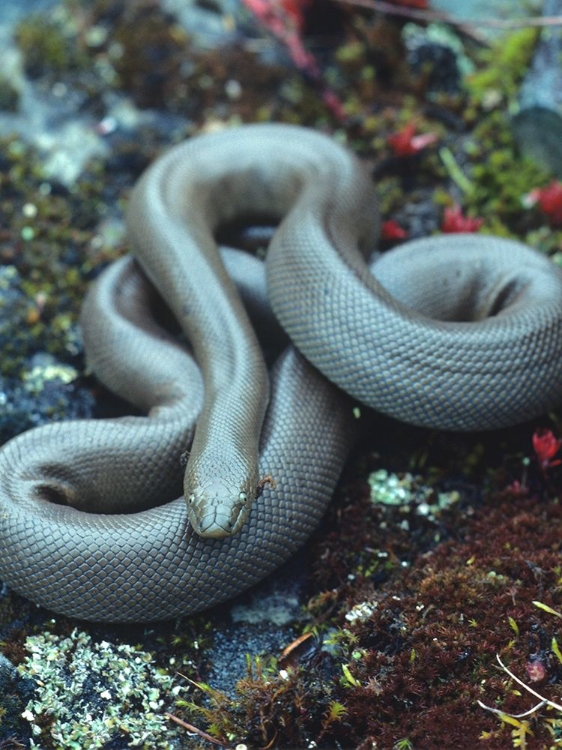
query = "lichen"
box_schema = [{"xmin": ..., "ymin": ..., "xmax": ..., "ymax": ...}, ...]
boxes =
[
  {"xmin": 368, "ymin": 468, "xmax": 460, "ymax": 515},
  {"xmin": 17, "ymin": 629, "xmax": 186, "ymax": 749}
]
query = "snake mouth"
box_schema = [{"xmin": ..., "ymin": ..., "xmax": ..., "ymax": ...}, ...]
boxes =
[
  {"xmin": 186, "ymin": 480, "xmax": 251, "ymax": 538},
  {"xmin": 193, "ymin": 510, "xmax": 239, "ymax": 539}
]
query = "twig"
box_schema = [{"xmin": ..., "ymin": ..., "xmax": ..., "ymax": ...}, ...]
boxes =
[
  {"xmin": 165, "ymin": 713, "xmax": 233, "ymax": 749},
  {"xmin": 334, "ymin": 0, "xmax": 562, "ymax": 29},
  {"xmin": 477, "ymin": 698, "xmax": 548, "ymax": 718}
]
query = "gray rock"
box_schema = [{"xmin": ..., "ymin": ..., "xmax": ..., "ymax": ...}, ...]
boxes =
[
  {"xmin": 432, "ymin": 0, "xmax": 541, "ymax": 35},
  {"xmin": 512, "ymin": 0, "xmax": 562, "ymax": 176},
  {"xmin": 0, "ymin": 652, "xmax": 34, "ymax": 747},
  {"xmin": 0, "ymin": 652, "xmax": 16, "ymax": 682}
]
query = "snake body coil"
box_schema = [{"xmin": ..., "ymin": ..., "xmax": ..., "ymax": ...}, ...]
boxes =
[{"xmin": 1, "ymin": 124, "xmax": 562, "ymax": 622}]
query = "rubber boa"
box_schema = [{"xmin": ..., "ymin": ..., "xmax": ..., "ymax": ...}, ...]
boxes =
[{"xmin": 0, "ymin": 123, "xmax": 562, "ymax": 622}]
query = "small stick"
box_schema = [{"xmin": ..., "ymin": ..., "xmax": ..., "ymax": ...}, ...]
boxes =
[
  {"xmin": 165, "ymin": 713, "xmax": 233, "ymax": 749},
  {"xmin": 256, "ymin": 474, "xmax": 276, "ymax": 498},
  {"xmin": 334, "ymin": 0, "xmax": 562, "ymax": 30}
]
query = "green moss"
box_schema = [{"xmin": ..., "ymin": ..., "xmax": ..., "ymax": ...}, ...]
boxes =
[
  {"xmin": 15, "ymin": 13, "xmax": 88, "ymax": 79},
  {"xmin": 0, "ymin": 134, "xmax": 117, "ymax": 379},
  {"xmin": 466, "ymin": 27, "xmax": 539, "ymax": 105},
  {"xmin": 178, "ymin": 653, "xmax": 347, "ymax": 748},
  {"xmin": 462, "ymin": 110, "xmax": 551, "ymax": 233},
  {"xmin": 335, "ymin": 40, "xmax": 366, "ymax": 65}
]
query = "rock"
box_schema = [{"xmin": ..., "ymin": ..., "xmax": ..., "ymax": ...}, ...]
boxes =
[
  {"xmin": 0, "ymin": 653, "xmax": 34, "ymax": 746},
  {"xmin": 512, "ymin": 0, "xmax": 562, "ymax": 176}
]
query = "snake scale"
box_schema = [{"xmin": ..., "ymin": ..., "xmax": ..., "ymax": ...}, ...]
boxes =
[{"xmin": 1, "ymin": 123, "xmax": 562, "ymax": 622}]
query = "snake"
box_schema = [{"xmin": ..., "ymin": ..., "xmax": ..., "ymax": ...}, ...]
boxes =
[{"xmin": 1, "ymin": 123, "xmax": 562, "ymax": 623}]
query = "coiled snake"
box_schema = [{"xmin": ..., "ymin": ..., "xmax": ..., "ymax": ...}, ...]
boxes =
[{"xmin": 1, "ymin": 124, "xmax": 561, "ymax": 622}]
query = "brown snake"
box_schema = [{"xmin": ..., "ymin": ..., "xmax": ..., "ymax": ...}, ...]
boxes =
[{"xmin": 1, "ymin": 123, "xmax": 562, "ymax": 622}]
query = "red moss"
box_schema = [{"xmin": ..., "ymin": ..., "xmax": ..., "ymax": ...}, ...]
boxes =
[{"xmin": 310, "ymin": 484, "xmax": 562, "ymax": 747}]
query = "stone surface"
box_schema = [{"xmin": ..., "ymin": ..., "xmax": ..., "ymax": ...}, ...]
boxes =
[{"xmin": 512, "ymin": 0, "xmax": 562, "ymax": 176}]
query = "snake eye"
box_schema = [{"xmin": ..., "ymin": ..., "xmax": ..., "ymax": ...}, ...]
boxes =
[
  {"xmin": 239, "ymin": 491, "xmax": 247, "ymax": 504},
  {"xmin": 188, "ymin": 493, "xmax": 195, "ymax": 505}
]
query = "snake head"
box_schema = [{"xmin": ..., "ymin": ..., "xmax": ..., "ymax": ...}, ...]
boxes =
[{"xmin": 185, "ymin": 477, "xmax": 252, "ymax": 538}]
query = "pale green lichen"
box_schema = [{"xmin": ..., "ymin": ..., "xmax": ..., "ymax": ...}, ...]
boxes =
[
  {"xmin": 369, "ymin": 469, "xmax": 414, "ymax": 506},
  {"xmin": 345, "ymin": 601, "xmax": 378, "ymax": 623},
  {"xmin": 22, "ymin": 358, "xmax": 78, "ymax": 394},
  {"xmin": 403, "ymin": 22, "xmax": 476, "ymax": 77},
  {"xmin": 368, "ymin": 468, "xmax": 459, "ymax": 517},
  {"xmin": 18, "ymin": 629, "xmax": 185, "ymax": 749}
]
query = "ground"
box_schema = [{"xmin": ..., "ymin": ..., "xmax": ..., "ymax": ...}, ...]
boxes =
[{"xmin": 1, "ymin": 1, "xmax": 562, "ymax": 749}]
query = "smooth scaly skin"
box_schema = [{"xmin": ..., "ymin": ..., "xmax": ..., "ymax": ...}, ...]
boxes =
[{"xmin": 1, "ymin": 123, "xmax": 562, "ymax": 622}]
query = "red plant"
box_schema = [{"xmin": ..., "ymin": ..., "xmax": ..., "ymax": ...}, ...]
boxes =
[
  {"xmin": 276, "ymin": 0, "xmax": 310, "ymax": 29},
  {"xmin": 441, "ymin": 204, "xmax": 483, "ymax": 233},
  {"xmin": 526, "ymin": 659, "xmax": 547, "ymax": 683},
  {"xmin": 242, "ymin": 0, "xmax": 346, "ymax": 120},
  {"xmin": 381, "ymin": 220, "xmax": 407, "ymax": 240},
  {"xmin": 532, "ymin": 428, "xmax": 562, "ymax": 472},
  {"xmin": 242, "ymin": 0, "xmax": 317, "ymax": 71},
  {"xmin": 393, "ymin": 0, "xmax": 428, "ymax": 6},
  {"xmin": 387, "ymin": 121, "xmax": 438, "ymax": 157},
  {"xmin": 525, "ymin": 181, "xmax": 562, "ymax": 226}
]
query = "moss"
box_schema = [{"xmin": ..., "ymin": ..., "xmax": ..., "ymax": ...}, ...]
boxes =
[
  {"xmin": 176, "ymin": 418, "xmax": 558, "ymax": 747},
  {"xmin": 306, "ymin": 489, "xmax": 562, "ymax": 748},
  {"xmin": 448, "ymin": 109, "xmax": 552, "ymax": 237},
  {"xmin": 0, "ymin": 132, "xmax": 122, "ymax": 379},
  {"xmin": 442, "ymin": 28, "xmax": 561, "ymax": 239},
  {"xmin": 15, "ymin": 12, "xmax": 89, "ymax": 80},
  {"xmin": 176, "ymin": 652, "xmax": 347, "ymax": 748},
  {"xmin": 109, "ymin": 3, "xmax": 191, "ymax": 109},
  {"xmin": 466, "ymin": 27, "xmax": 539, "ymax": 106}
]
